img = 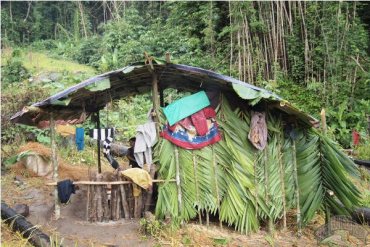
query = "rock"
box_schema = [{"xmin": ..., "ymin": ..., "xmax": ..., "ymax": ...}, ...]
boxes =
[
  {"xmin": 14, "ymin": 175, "xmax": 24, "ymax": 184},
  {"xmin": 13, "ymin": 204, "xmax": 30, "ymax": 217},
  {"xmin": 48, "ymin": 72, "xmax": 61, "ymax": 81}
]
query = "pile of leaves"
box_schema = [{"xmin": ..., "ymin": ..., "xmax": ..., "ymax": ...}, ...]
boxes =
[{"xmin": 154, "ymin": 95, "xmax": 361, "ymax": 234}]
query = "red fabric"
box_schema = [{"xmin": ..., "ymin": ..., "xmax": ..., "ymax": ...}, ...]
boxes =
[
  {"xmin": 191, "ymin": 109, "xmax": 208, "ymax": 136},
  {"xmin": 178, "ymin": 117, "xmax": 194, "ymax": 131},
  {"xmin": 203, "ymin": 107, "xmax": 216, "ymax": 118},
  {"xmin": 352, "ymin": 130, "xmax": 360, "ymax": 146}
]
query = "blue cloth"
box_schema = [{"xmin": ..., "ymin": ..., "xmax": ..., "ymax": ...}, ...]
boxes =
[
  {"xmin": 57, "ymin": 179, "xmax": 75, "ymax": 204},
  {"xmin": 75, "ymin": 127, "xmax": 84, "ymax": 151},
  {"xmin": 163, "ymin": 91, "xmax": 210, "ymax": 126}
]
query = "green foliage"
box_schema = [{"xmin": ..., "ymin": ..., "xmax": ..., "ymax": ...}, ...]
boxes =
[
  {"xmin": 355, "ymin": 142, "xmax": 370, "ymax": 160},
  {"xmin": 1, "ymin": 49, "xmax": 29, "ymax": 85},
  {"xmin": 139, "ymin": 218, "xmax": 163, "ymax": 237},
  {"xmin": 154, "ymin": 95, "xmax": 361, "ymax": 234}
]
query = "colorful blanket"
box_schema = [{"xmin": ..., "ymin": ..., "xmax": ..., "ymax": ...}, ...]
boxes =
[{"xmin": 161, "ymin": 107, "xmax": 221, "ymax": 149}]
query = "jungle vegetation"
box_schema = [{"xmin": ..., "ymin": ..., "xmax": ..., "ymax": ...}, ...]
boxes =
[{"xmin": 1, "ymin": 1, "xmax": 369, "ymax": 148}]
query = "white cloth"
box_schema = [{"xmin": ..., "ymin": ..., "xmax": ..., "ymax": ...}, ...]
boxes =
[{"xmin": 134, "ymin": 122, "xmax": 157, "ymax": 167}]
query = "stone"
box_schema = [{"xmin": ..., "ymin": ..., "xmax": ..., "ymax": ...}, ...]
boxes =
[{"xmin": 13, "ymin": 204, "xmax": 30, "ymax": 217}]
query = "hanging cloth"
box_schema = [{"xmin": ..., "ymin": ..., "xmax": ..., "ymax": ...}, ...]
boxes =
[
  {"xmin": 121, "ymin": 168, "xmax": 153, "ymax": 196},
  {"xmin": 89, "ymin": 128, "xmax": 115, "ymax": 140},
  {"xmin": 161, "ymin": 107, "xmax": 221, "ymax": 149},
  {"xmin": 248, "ymin": 111, "xmax": 267, "ymax": 150},
  {"xmin": 57, "ymin": 179, "xmax": 75, "ymax": 204},
  {"xmin": 134, "ymin": 122, "xmax": 157, "ymax": 168},
  {"xmin": 56, "ymin": 124, "xmax": 75, "ymax": 137},
  {"xmin": 163, "ymin": 91, "xmax": 210, "ymax": 126},
  {"xmin": 75, "ymin": 127, "xmax": 85, "ymax": 151}
]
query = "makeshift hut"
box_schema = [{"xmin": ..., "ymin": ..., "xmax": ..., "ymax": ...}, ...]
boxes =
[{"xmin": 11, "ymin": 55, "xmax": 361, "ymax": 234}]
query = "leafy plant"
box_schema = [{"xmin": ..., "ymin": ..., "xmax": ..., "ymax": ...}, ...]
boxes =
[{"xmin": 1, "ymin": 49, "xmax": 29, "ymax": 85}]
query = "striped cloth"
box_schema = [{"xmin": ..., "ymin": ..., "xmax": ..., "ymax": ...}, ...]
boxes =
[{"xmin": 89, "ymin": 128, "xmax": 115, "ymax": 140}]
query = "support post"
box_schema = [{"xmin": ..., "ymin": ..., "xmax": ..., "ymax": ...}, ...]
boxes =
[
  {"xmin": 321, "ymin": 109, "xmax": 331, "ymax": 231},
  {"xmin": 151, "ymin": 73, "xmax": 160, "ymax": 117},
  {"xmin": 159, "ymin": 85, "xmax": 164, "ymax": 107},
  {"xmin": 96, "ymin": 111, "xmax": 101, "ymax": 173},
  {"xmin": 50, "ymin": 113, "xmax": 60, "ymax": 220},
  {"xmin": 320, "ymin": 108, "xmax": 327, "ymax": 134},
  {"xmin": 174, "ymin": 146, "xmax": 182, "ymax": 218}
]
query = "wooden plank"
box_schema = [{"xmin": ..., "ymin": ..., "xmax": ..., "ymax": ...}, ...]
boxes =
[{"xmin": 144, "ymin": 164, "xmax": 156, "ymax": 211}]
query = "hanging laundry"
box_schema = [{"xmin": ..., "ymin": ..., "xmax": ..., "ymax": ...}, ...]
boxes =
[
  {"xmin": 248, "ymin": 111, "xmax": 267, "ymax": 150},
  {"xmin": 134, "ymin": 122, "xmax": 157, "ymax": 168},
  {"xmin": 57, "ymin": 179, "xmax": 75, "ymax": 204},
  {"xmin": 56, "ymin": 124, "xmax": 75, "ymax": 137},
  {"xmin": 103, "ymin": 136, "xmax": 113, "ymax": 156},
  {"xmin": 121, "ymin": 168, "xmax": 152, "ymax": 196},
  {"xmin": 75, "ymin": 127, "xmax": 85, "ymax": 151},
  {"xmin": 161, "ymin": 107, "xmax": 221, "ymax": 149},
  {"xmin": 163, "ymin": 91, "xmax": 210, "ymax": 126},
  {"xmin": 89, "ymin": 128, "xmax": 115, "ymax": 140}
]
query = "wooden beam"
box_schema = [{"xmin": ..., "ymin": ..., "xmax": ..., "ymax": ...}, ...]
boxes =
[
  {"xmin": 50, "ymin": 113, "xmax": 60, "ymax": 220},
  {"xmin": 46, "ymin": 179, "xmax": 175, "ymax": 186}
]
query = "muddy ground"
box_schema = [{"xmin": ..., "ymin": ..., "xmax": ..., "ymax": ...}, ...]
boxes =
[{"xmin": 2, "ymin": 166, "xmax": 369, "ymax": 247}]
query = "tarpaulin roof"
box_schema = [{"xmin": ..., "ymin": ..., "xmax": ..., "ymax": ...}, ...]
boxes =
[{"xmin": 10, "ymin": 62, "xmax": 317, "ymax": 127}]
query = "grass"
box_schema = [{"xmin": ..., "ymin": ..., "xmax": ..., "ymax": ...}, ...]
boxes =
[{"xmin": 1, "ymin": 48, "xmax": 95, "ymax": 75}]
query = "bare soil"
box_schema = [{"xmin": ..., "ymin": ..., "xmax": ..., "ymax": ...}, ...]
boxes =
[{"xmin": 2, "ymin": 164, "xmax": 369, "ymax": 247}]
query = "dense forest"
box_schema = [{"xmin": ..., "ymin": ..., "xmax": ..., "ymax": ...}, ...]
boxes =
[{"xmin": 1, "ymin": 1, "xmax": 370, "ymax": 148}]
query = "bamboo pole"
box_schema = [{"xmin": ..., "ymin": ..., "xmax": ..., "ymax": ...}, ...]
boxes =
[
  {"xmin": 96, "ymin": 111, "xmax": 102, "ymax": 173},
  {"xmin": 211, "ymin": 146, "xmax": 222, "ymax": 229},
  {"xmin": 292, "ymin": 139, "xmax": 302, "ymax": 236},
  {"xmin": 174, "ymin": 146, "xmax": 183, "ymax": 217},
  {"xmin": 50, "ymin": 113, "xmax": 60, "ymax": 220},
  {"xmin": 119, "ymin": 176, "xmax": 130, "ymax": 219},
  {"xmin": 46, "ymin": 179, "xmax": 174, "ymax": 186},
  {"xmin": 86, "ymin": 184, "xmax": 91, "ymax": 221},
  {"xmin": 278, "ymin": 133, "xmax": 287, "ymax": 230},
  {"xmin": 320, "ymin": 108, "xmax": 332, "ymax": 231},
  {"xmin": 320, "ymin": 108, "xmax": 327, "ymax": 134},
  {"xmin": 192, "ymin": 152, "xmax": 202, "ymax": 225},
  {"xmin": 144, "ymin": 164, "xmax": 156, "ymax": 211}
]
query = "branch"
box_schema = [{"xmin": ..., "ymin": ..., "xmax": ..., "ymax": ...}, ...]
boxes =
[
  {"xmin": 350, "ymin": 56, "xmax": 367, "ymax": 73},
  {"xmin": 23, "ymin": 2, "xmax": 32, "ymax": 22}
]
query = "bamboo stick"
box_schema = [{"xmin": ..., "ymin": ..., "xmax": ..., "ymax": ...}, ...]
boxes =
[
  {"xmin": 174, "ymin": 146, "xmax": 183, "ymax": 217},
  {"xmin": 119, "ymin": 177, "xmax": 130, "ymax": 219},
  {"xmin": 50, "ymin": 113, "xmax": 60, "ymax": 220},
  {"xmin": 46, "ymin": 179, "xmax": 174, "ymax": 186},
  {"xmin": 278, "ymin": 133, "xmax": 287, "ymax": 230},
  {"xmin": 96, "ymin": 174, "xmax": 103, "ymax": 222},
  {"xmin": 144, "ymin": 164, "xmax": 156, "ymax": 211},
  {"xmin": 102, "ymin": 184, "xmax": 110, "ymax": 222},
  {"xmin": 292, "ymin": 139, "xmax": 302, "ymax": 236},
  {"xmin": 91, "ymin": 185, "xmax": 98, "ymax": 222},
  {"xmin": 86, "ymin": 184, "xmax": 91, "ymax": 221},
  {"xmin": 211, "ymin": 146, "xmax": 222, "ymax": 229},
  {"xmin": 192, "ymin": 152, "xmax": 202, "ymax": 225}
]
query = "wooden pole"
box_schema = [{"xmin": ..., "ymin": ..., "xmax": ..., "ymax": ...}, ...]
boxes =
[
  {"xmin": 144, "ymin": 164, "xmax": 156, "ymax": 211},
  {"xmin": 96, "ymin": 174, "xmax": 103, "ymax": 222},
  {"xmin": 320, "ymin": 108, "xmax": 327, "ymax": 134},
  {"xmin": 50, "ymin": 113, "xmax": 60, "ymax": 220},
  {"xmin": 175, "ymin": 146, "xmax": 182, "ymax": 217},
  {"xmin": 96, "ymin": 111, "xmax": 102, "ymax": 173},
  {"xmin": 320, "ymin": 108, "xmax": 331, "ymax": 231},
  {"xmin": 119, "ymin": 176, "xmax": 130, "ymax": 219}
]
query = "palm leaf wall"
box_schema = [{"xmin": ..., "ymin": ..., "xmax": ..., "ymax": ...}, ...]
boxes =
[{"xmin": 153, "ymin": 94, "xmax": 361, "ymax": 234}]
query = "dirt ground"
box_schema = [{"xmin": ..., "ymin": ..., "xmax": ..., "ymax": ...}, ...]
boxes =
[{"xmin": 2, "ymin": 164, "xmax": 369, "ymax": 247}]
